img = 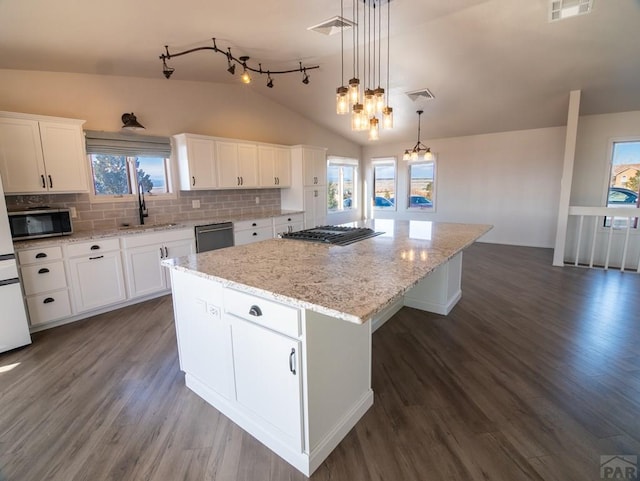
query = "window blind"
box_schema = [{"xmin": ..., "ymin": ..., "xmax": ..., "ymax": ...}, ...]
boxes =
[{"xmin": 84, "ymin": 131, "xmax": 172, "ymax": 157}]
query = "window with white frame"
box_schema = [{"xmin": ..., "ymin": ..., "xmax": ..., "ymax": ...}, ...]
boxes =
[
  {"xmin": 327, "ymin": 157, "xmax": 357, "ymax": 212},
  {"xmin": 372, "ymin": 158, "xmax": 396, "ymax": 210},
  {"xmin": 407, "ymin": 161, "xmax": 435, "ymax": 210},
  {"xmin": 85, "ymin": 131, "xmax": 174, "ymax": 201},
  {"xmin": 605, "ymin": 140, "xmax": 640, "ymax": 228}
]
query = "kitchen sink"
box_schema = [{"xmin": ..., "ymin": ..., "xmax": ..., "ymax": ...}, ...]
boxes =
[{"xmin": 119, "ymin": 223, "xmax": 178, "ymax": 230}]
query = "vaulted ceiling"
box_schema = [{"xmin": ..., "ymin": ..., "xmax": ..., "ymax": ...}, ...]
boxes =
[{"xmin": 1, "ymin": 0, "xmax": 640, "ymax": 145}]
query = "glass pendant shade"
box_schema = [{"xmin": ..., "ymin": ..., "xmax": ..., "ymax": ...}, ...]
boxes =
[
  {"xmin": 382, "ymin": 107, "xmax": 393, "ymax": 129},
  {"xmin": 241, "ymin": 70, "xmax": 251, "ymax": 84},
  {"xmin": 424, "ymin": 148, "xmax": 434, "ymax": 161},
  {"xmin": 336, "ymin": 87, "xmax": 349, "ymax": 115},
  {"xmin": 374, "ymin": 88, "xmax": 385, "ymax": 112},
  {"xmin": 410, "ymin": 150, "xmax": 418, "ymax": 161},
  {"xmin": 364, "ymin": 89, "xmax": 376, "ymax": 116},
  {"xmin": 348, "ymin": 78, "xmax": 360, "ymax": 104},
  {"xmin": 368, "ymin": 117, "xmax": 380, "ymax": 141},
  {"xmin": 351, "ymin": 104, "xmax": 366, "ymax": 131}
]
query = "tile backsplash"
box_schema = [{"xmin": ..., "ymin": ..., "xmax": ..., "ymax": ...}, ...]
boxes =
[{"xmin": 6, "ymin": 189, "xmax": 282, "ymax": 232}]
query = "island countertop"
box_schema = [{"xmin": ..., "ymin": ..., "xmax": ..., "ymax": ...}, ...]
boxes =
[{"xmin": 162, "ymin": 219, "xmax": 492, "ymax": 324}]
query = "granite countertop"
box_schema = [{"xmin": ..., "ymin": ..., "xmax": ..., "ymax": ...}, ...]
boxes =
[
  {"xmin": 12, "ymin": 209, "xmax": 304, "ymax": 249},
  {"xmin": 162, "ymin": 219, "xmax": 492, "ymax": 324}
]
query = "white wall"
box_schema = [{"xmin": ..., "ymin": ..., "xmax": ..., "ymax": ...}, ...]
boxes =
[
  {"xmin": 0, "ymin": 69, "xmax": 361, "ymax": 159},
  {"xmin": 363, "ymin": 127, "xmax": 566, "ymax": 248}
]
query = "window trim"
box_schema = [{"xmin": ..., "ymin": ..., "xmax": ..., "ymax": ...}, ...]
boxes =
[
  {"xmin": 87, "ymin": 154, "xmax": 177, "ymax": 204},
  {"xmin": 327, "ymin": 156, "xmax": 358, "ymax": 213},
  {"xmin": 406, "ymin": 159, "xmax": 436, "ymax": 212},
  {"xmin": 372, "ymin": 157, "xmax": 397, "ymax": 211}
]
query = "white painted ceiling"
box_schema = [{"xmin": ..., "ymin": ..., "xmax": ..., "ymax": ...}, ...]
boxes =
[{"xmin": 1, "ymin": 0, "xmax": 640, "ymax": 145}]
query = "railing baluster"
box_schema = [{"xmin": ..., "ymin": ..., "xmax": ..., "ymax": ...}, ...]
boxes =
[
  {"xmin": 589, "ymin": 216, "xmax": 598, "ymax": 268},
  {"xmin": 620, "ymin": 217, "xmax": 631, "ymax": 272},
  {"xmin": 604, "ymin": 216, "xmax": 615, "ymax": 270},
  {"xmin": 574, "ymin": 215, "xmax": 584, "ymax": 266}
]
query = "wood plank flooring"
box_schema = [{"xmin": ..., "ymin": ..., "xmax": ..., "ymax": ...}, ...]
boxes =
[{"xmin": 1, "ymin": 243, "xmax": 640, "ymax": 481}]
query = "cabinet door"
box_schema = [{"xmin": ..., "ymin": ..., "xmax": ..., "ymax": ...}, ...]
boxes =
[
  {"xmin": 163, "ymin": 238, "xmax": 195, "ymax": 284},
  {"xmin": 274, "ymin": 148, "xmax": 291, "ymax": 187},
  {"xmin": 68, "ymin": 251, "xmax": 127, "ymax": 312},
  {"xmin": 0, "ymin": 118, "xmax": 46, "ymax": 193},
  {"xmin": 216, "ymin": 141, "xmax": 240, "ymax": 188},
  {"xmin": 258, "ymin": 146, "xmax": 277, "ymax": 187},
  {"xmin": 237, "ymin": 143, "xmax": 258, "ymax": 187},
  {"xmin": 187, "ymin": 137, "xmax": 217, "ymax": 189},
  {"xmin": 38, "ymin": 121, "xmax": 88, "ymax": 192},
  {"xmin": 303, "ymin": 148, "xmax": 326, "ymax": 187},
  {"xmin": 304, "ymin": 187, "xmax": 328, "ymax": 228},
  {"xmin": 232, "ymin": 317, "xmax": 303, "ymax": 451},
  {"xmin": 124, "ymin": 243, "xmax": 166, "ymax": 299}
]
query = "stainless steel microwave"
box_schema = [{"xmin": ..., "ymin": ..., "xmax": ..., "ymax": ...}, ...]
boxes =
[{"xmin": 8, "ymin": 208, "xmax": 73, "ymax": 240}]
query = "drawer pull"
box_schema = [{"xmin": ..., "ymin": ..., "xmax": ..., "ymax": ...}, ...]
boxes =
[
  {"xmin": 48, "ymin": 174, "xmax": 53, "ymax": 188},
  {"xmin": 249, "ymin": 305, "xmax": 262, "ymax": 317},
  {"xmin": 35, "ymin": 252, "xmax": 47, "ymax": 259},
  {"xmin": 252, "ymin": 232, "xmax": 258, "ymax": 236},
  {"xmin": 43, "ymin": 297, "xmax": 55, "ymax": 304},
  {"xmin": 41, "ymin": 175, "xmax": 46, "ymax": 189},
  {"xmin": 89, "ymin": 255, "xmax": 104, "ymax": 260},
  {"xmin": 90, "ymin": 245, "xmax": 100, "ymax": 250},
  {"xmin": 38, "ymin": 268, "xmax": 50, "ymax": 274},
  {"xmin": 160, "ymin": 247, "xmax": 164, "ymax": 259},
  {"xmin": 289, "ymin": 348, "xmax": 296, "ymax": 375},
  {"xmin": 252, "ymin": 222, "xmax": 257, "ymax": 227}
]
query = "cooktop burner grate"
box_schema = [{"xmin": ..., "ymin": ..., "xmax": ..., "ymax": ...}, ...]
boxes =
[{"xmin": 281, "ymin": 225, "xmax": 382, "ymax": 246}]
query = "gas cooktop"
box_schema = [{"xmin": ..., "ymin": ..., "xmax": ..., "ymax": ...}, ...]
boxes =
[{"xmin": 281, "ymin": 225, "xmax": 382, "ymax": 246}]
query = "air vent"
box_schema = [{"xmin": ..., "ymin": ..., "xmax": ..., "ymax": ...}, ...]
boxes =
[
  {"xmin": 406, "ymin": 89, "xmax": 435, "ymax": 101},
  {"xmin": 549, "ymin": 0, "xmax": 593, "ymax": 21},
  {"xmin": 308, "ymin": 16, "xmax": 355, "ymax": 36}
]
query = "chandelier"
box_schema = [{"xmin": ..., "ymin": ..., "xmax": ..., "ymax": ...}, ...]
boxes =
[
  {"xmin": 158, "ymin": 38, "xmax": 319, "ymax": 88},
  {"xmin": 336, "ymin": 0, "xmax": 393, "ymax": 141},
  {"xmin": 403, "ymin": 110, "xmax": 434, "ymax": 161}
]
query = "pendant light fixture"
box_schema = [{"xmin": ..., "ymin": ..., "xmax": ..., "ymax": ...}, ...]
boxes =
[
  {"xmin": 336, "ymin": 0, "xmax": 349, "ymax": 114},
  {"xmin": 121, "ymin": 113, "xmax": 145, "ymax": 131},
  {"xmin": 337, "ymin": 0, "xmax": 393, "ymax": 140},
  {"xmin": 403, "ymin": 110, "xmax": 434, "ymax": 161}
]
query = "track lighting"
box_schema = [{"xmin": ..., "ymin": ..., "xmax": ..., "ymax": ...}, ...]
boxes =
[{"xmin": 158, "ymin": 38, "xmax": 319, "ymax": 89}]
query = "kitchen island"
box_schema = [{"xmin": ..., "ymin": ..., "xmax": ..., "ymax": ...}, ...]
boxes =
[{"xmin": 163, "ymin": 219, "xmax": 491, "ymax": 475}]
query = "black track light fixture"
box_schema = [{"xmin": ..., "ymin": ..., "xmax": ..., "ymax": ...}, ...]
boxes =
[{"xmin": 159, "ymin": 38, "xmax": 319, "ymax": 89}]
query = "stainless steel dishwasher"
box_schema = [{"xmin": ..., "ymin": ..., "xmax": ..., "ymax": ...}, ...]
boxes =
[{"xmin": 195, "ymin": 222, "xmax": 234, "ymax": 253}]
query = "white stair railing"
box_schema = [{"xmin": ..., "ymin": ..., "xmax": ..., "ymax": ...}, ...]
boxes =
[{"xmin": 566, "ymin": 206, "xmax": 640, "ymax": 272}]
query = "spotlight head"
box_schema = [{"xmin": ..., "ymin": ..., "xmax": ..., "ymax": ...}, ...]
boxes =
[
  {"xmin": 163, "ymin": 66, "xmax": 175, "ymax": 79},
  {"xmin": 227, "ymin": 63, "xmax": 236, "ymax": 75},
  {"xmin": 267, "ymin": 77, "xmax": 274, "ymax": 88},
  {"xmin": 302, "ymin": 72, "xmax": 310, "ymax": 85}
]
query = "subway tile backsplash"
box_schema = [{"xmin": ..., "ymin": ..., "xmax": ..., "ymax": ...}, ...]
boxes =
[{"xmin": 6, "ymin": 189, "xmax": 281, "ymax": 232}]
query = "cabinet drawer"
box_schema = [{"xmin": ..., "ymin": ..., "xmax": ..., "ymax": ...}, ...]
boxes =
[
  {"xmin": 234, "ymin": 218, "xmax": 272, "ymax": 231},
  {"xmin": 234, "ymin": 226, "xmax": 273, "ymax": 246},
  {"xmin": 224, "ymin": 288, "xmax": 300, "ymax": 338},
  {"xmin": 26, "ymin": 290, "xmax": 72, "ymax": 325},
  {"xmin": 273, "ymin": 213, "xmax": 304, "ymax": 228},
  {"xmin": 65, "ymin": 238, "xmax": 120, "ymax": 257},
  {"xmin": 21, "ymin": 261, "xmax": 67, "ymax": 295},
  {"xmin": 17, "ymin": 246, "xmax": 63, "ymax": 265}
]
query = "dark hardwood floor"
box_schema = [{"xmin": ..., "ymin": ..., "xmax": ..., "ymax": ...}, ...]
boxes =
[{"xmin": 1, "ymin": 243, "xmax": 640, "ymax": 481}]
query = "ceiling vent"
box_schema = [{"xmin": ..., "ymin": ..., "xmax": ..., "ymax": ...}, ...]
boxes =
[
  {"xmin": 406, "ymin": 89, "xmax": 435, "ymax": 101},
  {"xmin": 549, "ymin": 0, "xmax": 593, "ymax": 21},
  {"xmin": 308, "ymin": 16, "xmax": 355, "ymax": 36}
]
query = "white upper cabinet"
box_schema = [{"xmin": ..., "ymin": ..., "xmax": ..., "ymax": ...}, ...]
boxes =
[
  {"xmin": 258, "ymin": 145, "xmax": 291, "ymax": 188},
  {"xmin": 217, "ymin": 141, "xmax": 258, "ymax": 188},
  {"xmin": 174, "ymin": 133, "xmax": 218, "ymax": 190},
  {"xmin": 302, "ymin": 146, "xmax": 327, "ymax": 187},
  {"xmin": 0, "ymin": 113, "xmax": 87, "ymax": 194}
]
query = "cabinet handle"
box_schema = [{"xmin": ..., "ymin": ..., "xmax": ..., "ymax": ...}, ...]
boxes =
[
  {"xmin": 314, "ymin": 190, "xmax": 318, "ymax": 198},
  {"xmin": 35, "ymin": 252, "xmax": 47, "ymax": 259},
  {"xmin": 252, "ymin": 222, "xmax": 257, "ymax": 227},
  {"xmin": 192, "ymin": 176, "xmax": 196, "ymax": 187},
  {"xmin": 41, "ymin": 175, "xmax": 46, "ymax": 189},
  {"xmin": 89, "ymin": 255, "xmax": 104, "ymax": 260},
  {"xmin": 249, "ymin": 305, "xmax": 262, "ymax": 317},
  {"xmin": 252, "ymin": 232, "xmax": 257, "ymax": 236},
  {"xmin": 90, "ymin": 245, "xmax": 100, "ymax": 250},
  {"xmin": 164, "ymin": 246, "xmax": 169, "ymax": 258},
  {"xmin": 43, "ymin": 297, "xmax": 55, "ymax": 304},
  {"xmin": 288, "ymin": 225, "xmax": 292, "ymax": 233},
  {"xmin": 38, "ymin": 268, "xmax": 50, "ymax": 274},
  {"xmin": 48, "ymin": 175, "xmax": 53, "ymax": 188},
  {"xmin": 237, "ymin": 176, "xmax": 240, "ymax": 186},
  {"xmin": 240, "ymin": 176, "xmax": 244, "ymax": 186},
  {"xmin": 287, "ymin": 218, "xmax": 292, "ymax": 221},
  {"xmin": 160, "ymin": 247, "xmax": 164, "ymax": 259},
  {"xmin": 289, "ymin": 348, "xmax": 296, "ymax": 375}
]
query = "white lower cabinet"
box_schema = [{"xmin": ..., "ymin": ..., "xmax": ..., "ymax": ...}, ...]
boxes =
[
  {"xmin": 122, "ymin": 228, "xmax": 195, "ymax": 299},
  {"xmin": 168, "ymin": 269, "xmax": 374, "ymax": 476},
  {"xmin": 232, "ymin": 317, "xmax": 303, "ymax": 450},
  {"xmin": 67, "ymin": 250, "xmax": 126, "ymax": 313},
  {"xmin": 303, "ymin": 186, "xmax": 328, "ymax": 228}
]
